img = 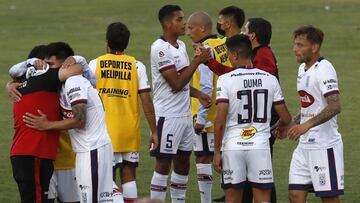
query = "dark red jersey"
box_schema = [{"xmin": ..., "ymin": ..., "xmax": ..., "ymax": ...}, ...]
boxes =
[{"xmin": 11, "ymin": 68, "xmax": 62, "ymax": 160}]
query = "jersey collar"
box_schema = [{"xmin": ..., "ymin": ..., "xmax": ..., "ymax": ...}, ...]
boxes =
[
  {"xmin": 197, "ymin": 34, "xmax": 218, "ymax": 43},
  {"xmin": 110, "ymin": 50, "xmax": 124, "ymax": 55},
  {"xmin": 235, "ymin": 64, "xmax": 255, "ymax": 69}
]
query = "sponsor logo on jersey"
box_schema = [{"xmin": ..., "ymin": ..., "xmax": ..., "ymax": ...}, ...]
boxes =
[
  {"xmin": 259, "ymin": 169, "xmax": 272, "ymax": 176},
  {"xmin": 240, "ymin": 127, "xmax": 257, "ymax": 140},
  {"xmin": 298, "ymin": 90, "xmax": 314, "ymax": 108}
]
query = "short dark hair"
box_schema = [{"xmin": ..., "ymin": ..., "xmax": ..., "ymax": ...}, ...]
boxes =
[
  {"xmin": 248, "ymin": 18, "xmax": 272, "ymax": 46},
  {"xmin": 219, "ymin": 6, "xmax": 245, "ymax": 28},
  {"xmin": 45, "ymin": 42, "xmax": 74, "ymax": 60},
  {"xmin": 226, "ymin": 34, "xmax": 252, "ymax": 59},
  {"xmin": 28, "ymin": 45, "xmax": 47, "ymax": 59},
  {"xmin": 294, "ymin": 25, "xmax": 324, "ymax": 46},
  {"xmin": 106, "ymin": 22, "xmax": 130, "ymax": 52},
  {"xmin": 158, "ymin": 5, "xmax": 182, "ymax": 23}
]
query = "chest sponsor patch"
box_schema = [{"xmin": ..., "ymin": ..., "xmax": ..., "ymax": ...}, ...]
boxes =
[
  {"xmin": 298, "ymin": 90, "xmax": 314, "ymax": 108},
  {"xmin": 240, "ymin": 127, "xmax": 257, "ymax": 140}
]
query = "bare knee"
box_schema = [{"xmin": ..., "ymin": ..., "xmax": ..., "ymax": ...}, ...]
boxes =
[
  {"xmin": 155, "ymin": 158, "xmax": 171, "ymax": 175},
  {"xmin": 195, "ymin": 154, "xmax": 213, "ymax": 164},
  {"xmin": 173, "ymin": 153, "xmax": 191, "ymax": 175},
  {"xmin": 288, "ymin": 190, "xmax": 307, "ymax": 203}
]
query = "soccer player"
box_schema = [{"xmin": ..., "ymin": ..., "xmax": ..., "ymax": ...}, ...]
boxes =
[
  {"xmin": 149, "ymin": 5, "xmax": 211, "ymax": 202},
  {"xmin": 187, "ymin": 11, "xmax": 232, "ymax": 203},
  {"xmin": 88, "ymin": 22, "xmax": 158, "ymax": 203},
  {"xmin": 287, "ymin": 25, "xmax": 344, "ymax": 203},
  {"xmin": 213, "ymin": 34, "xmax": 292, "ymax": 203},
  {"xmin": 8, "ymin": 44, "xmax": 83, "ymax": 203},
  {"xmin": 216, "ymin": 6, "xmax": 245, "ymax": 38},
  {"xmin": 8, "ymin": 43, "xmax": 98, "ymax": 203},
  {"xmin": 23, "ymin": 44, "xmax": 114, "ymax": 203}
]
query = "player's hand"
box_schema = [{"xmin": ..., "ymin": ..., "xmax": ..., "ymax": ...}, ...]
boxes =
[
  {"xmin": 149, "ymin": 131, "xmax": 158, "ymax": 151},
  {"xmin": 61, "ymin": 56, "xmax": 76, "ymax": 69},
  {"xmin": 198, "ymin": 92, "xmax": 212, "ymax": 108},
  {"xmin": 287, "ymin": 122, "xmax": 311, "ymax": 141},
  {"xmin": 6, "ymin": 81, "xmax": 22, "ymax": 102},
  {"xmin": 23, "ymin": 110, "xmax": 49, "ymax": 131},
  {"xmin": 194, "ymin": 47, "xmax": 211, "ymax": 64},
  {"xmin": 194, "ymin": 123, "xmax": 205, "ymax": 135},
  {"xmin": 212, "ymin": 152, "xmax": 222, "ymax": 174},
  {"xmin": 33, "ymin": 60, "xmax": 47, "ymax": 70}
]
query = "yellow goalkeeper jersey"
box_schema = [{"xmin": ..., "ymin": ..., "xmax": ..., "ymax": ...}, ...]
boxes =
[
  {"xmin": 53, "ymin": 131, "xmax": 75, "ymax": 169},
  {"xmin": 191, "ymin": 35, "xmax": 231, "ymax": 133},
  {"xmin": 95, "ymin": 53, "xmax": 141, "ymax": 152}
]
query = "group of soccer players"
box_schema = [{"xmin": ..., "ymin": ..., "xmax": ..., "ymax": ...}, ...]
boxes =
[{"xmin": 7, "ymin": 3, "xmax": 344, "ymax": 203}]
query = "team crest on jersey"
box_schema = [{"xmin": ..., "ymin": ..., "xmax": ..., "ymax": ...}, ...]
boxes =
[
  {"xmin": 158, "ymin": 51, "xmax": 165, "ymax": 58},
  {"xmin": 240, "ymin": 127, "xmax": 257, "ymax": 140},
  {"xmin": 298, "ymin": 90, "xmax": 314, "ymax": 108}
]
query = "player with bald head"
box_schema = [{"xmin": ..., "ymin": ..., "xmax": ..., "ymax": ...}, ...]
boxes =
[{"xmin": 187, "ymin": 11, "xmax": 232, "ymax": 203}]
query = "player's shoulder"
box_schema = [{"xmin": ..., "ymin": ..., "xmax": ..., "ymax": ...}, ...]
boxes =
[
  {"xmin": 151, "ymin": 38, "xmax": 168, "ymax": 49},
  {"xmin": 89, "ymin": 58, "xmax": 98, "ymax": 66},
  {"xmin": 315, "ymin": 57, "xmax": 335, "ymax": 71},
  {"xmin": 65, "ymin": 75, "xmax": 88, "ymax": 86}
]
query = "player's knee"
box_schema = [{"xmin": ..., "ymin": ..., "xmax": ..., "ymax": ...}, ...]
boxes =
[
  {"xmin": 195, "ymin": 155, "xmax": 213, "ymax": 164},
  {"xmin": 288, "ymin": 190, "xmax": 304, "ymax": 203},
  {"xmin": 155, "ymin": 158, "xmax": 171, "ymax": 175}
]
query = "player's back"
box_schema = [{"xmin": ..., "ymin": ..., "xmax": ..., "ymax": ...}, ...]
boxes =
[
  {"xmin": 60, "ymin": 75, "xmax": 111, "ymax": 153},
  {"xmin": 150, "ymin": 37, "xmax": 191, "ymax": 117},
  {"xmin": 216, "ymin": 67, "xmax": 284, "ymax": 150}
]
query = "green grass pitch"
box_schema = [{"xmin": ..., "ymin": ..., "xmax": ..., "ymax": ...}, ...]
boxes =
[{"xmin": 0, "ymin": 0, "xmax": 359, "ymax": 202}]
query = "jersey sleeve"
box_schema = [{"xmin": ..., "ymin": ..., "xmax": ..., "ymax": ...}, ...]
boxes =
[
  {"xmin": 136, "ymin": 60, "xmax": 151, "ymax": 93},
  {"xmin": 152, "ymin": 44, "xmax": 176, "ymax": 72},
  {"xmin": 273, "ymin": 78, "xmax": 285, "ymax": 105},
  {"xmin": 216, "ymin": 75, "xmax": 229, "ymax": 104},
  {"xmin": 196, "ymin": 64, "xmax": 214, "ymax": 125},
  {"xmin": 88, "ymin": 58, "xmax": 98, "ymax": 83},
  {"xmin": 317, "ymin": 63, "xmax": 339, "ymax": 97},
  {"xmin": 64, "ymin": 76, "xmax": 88, "ymax": 106}
]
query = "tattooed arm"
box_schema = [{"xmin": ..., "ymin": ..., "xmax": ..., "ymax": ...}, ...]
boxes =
[
  {"xmin": 288, "ymin": 93, "xmax": 341, "ymax": 140},
  {"xmin": 23, "ymin": 103, "xmax": 87, "ymax": 131}
]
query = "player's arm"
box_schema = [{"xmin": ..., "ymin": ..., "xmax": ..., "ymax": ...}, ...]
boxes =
[
  {"xmin": 137, "ymin": 60, "xmax": 158, "ymax": 149},
  {"xmin": 213, "ymin": 100, "xmax": 228, "ymax": 174},
  {"xmin": 213, "ymin": 76, "xmax": 229, "ymax": 173},
  {"xmin": 273, "ymin": 102, "xmax": 292, "ymax": 139},
  {"xmin": 190, "ymin": 86, "xmax": 212, "ymax": 109},
  {"xmin": 205, "ymin": 59, "xmax": 232, "ymax": 76},
  {"xmin": 62, "ymin": 56, "xmax": 97, "ymax": 87},
  {"xmin": 158, "ymin": 48, "xmax": 211, "ymax": 91},
  {"xmin": 194, "ymin": 64, "xmax": 214, "ymax": 134},
  {"xmin": 23, "ymin": 103, "xmax": 86, "ymax": 130},
  {"xmin": 288, "ymin": 93, "xmax": 341, "ymax": 140}
]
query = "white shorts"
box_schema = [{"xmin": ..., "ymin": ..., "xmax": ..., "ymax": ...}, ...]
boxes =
[
  {"xmin": 48, "ymin": 168, "xmax": 80, "ymax": 202},
  {"xmin": 150, "ymin": 116, "xmax": 194, "ymax": 159},
  {"xmin": 221, "ymin": 149, "xmax": 274, "ymax": 190},
  {"xmin": 289, "ymin": 142, "xmax": 344, "ymax": 197},
  {"xmin": 193, "ymin": 132, "xmax": 214, "ymax": 156},
  {"xmin": 114, "ymin": 152, "xmax": 139, "ymax": 167},
  {"xmin": 76, "ymin": 143, "xmax": 114, "ymax": 203}
]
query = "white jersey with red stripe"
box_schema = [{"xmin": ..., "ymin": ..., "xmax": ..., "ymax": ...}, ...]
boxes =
[
  {"xmin": 297, "ymin": 57, "xmax": 342, "ymax": 149},
  {"xmin": 216, "ymin": 66, "xmax": 284, "ymax": 150},
  {"xmin": 60, "ymin": 75, "xmax": 111, "ymax": 152},
  {"xmin": 150, "ymin": 37, "xmax": 191, "ymax": 117}
]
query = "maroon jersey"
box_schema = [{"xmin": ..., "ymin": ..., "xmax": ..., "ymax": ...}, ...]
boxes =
[{"xmin": 11, "ymin": 68, "xmax": 62, "ymax": 160}]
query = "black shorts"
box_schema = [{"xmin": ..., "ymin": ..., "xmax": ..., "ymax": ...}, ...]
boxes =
[{"xmin": 11, "ymin": 155, "xmax": 54, "ymax": 203}]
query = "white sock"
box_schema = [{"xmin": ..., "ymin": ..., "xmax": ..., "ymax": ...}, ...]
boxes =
[
  {"xmin": 196, "ymin": 164, "xmax": 213, "ymax": 203},
  {"xmin": 170, "ymin": 171, "xmax": 188, "ymax": 203},
  {"xmin": 113, "ymin": 181, "xmax": 124, "ymax": 203},
  {"xmin": 150, "ymin": 171, "xmax": 168, "ymax": 201},
  {"xmin": 123, "ymin": 181, "xmax": 137, "ymax": 203}
]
